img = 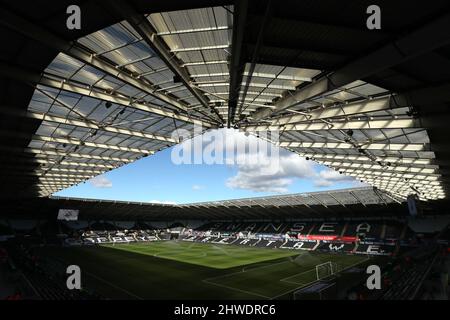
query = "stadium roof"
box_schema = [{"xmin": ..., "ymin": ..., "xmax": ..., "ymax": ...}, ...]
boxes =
[
  {"xmin": 1, "ymin": 0, "xmax": 450, "ymax": 202},
  {"xmin": 179, "ymin": 186, "xmax": 402, "ymax": 208},
  {"xmin": 31, "ymin": 187, "xmax": 407, "ymax": 220}
]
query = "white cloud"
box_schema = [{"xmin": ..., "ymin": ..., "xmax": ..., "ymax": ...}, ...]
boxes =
[
  {"xmin": 148, "ymin": 200, "xmax": 177, "ymax": 205},
  {"xmin": 314, "ymin": 169, "xmax": 368, "ymax": 188},
  {"xmin": 350, "ymin": 180, "xmax": 371, "ymax": 188},
  {"xmin": 174, "ymin": 127, "xmax": 362, "ymax": 194},
  {"xmin": 89, "ymin": 175, "xmax": 112, "ymax": 188},
  {"xmin": 314, "ymin": 169, "xmax": 351, "ymax": 187},
  {"xmin": 225, "ymin": 144, "xmax": 361, "ymax": 193},
  {"xmin": 313, "ymin": 178, "xmax": 334, "ymax": 188},
  {"xmin": 192, "ymin": 184, "xmax": 205, "ymax": 191},
  {"xmin": 226, "ymin": 151, "xmax": 317, "ymax": 193}
]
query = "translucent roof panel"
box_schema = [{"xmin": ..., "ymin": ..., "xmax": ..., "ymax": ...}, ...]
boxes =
[
  {"xmin": 20, "ymin": 4, "xmax": 446, "ymax": 201},
  {"xmin": 243, "ymin": 81, "xmax": 445, "ymax": 200}
]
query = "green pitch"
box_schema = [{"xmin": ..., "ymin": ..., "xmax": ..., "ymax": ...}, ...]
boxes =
[
  {"xmin": 37, "ymin": 241, "xmax": 373, "ymax": 300},
  {"xmin": 103, "ymin": 241, "xmax": 300, "ymax": 268}
]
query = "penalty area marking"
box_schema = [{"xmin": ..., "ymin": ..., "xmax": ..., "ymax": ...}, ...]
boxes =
[
  {"xmin": 270, "ymin": 256, "xmax": 372, "ymax": 299},
  {"xmin": 279, "ymin": 268, "xmax": 316, "ymax": 285},
  {"xmin": 200, "ymin": 259, "xmax": 295, "ymax": 299}
]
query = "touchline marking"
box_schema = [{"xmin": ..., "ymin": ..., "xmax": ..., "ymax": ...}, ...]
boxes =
[
  {"xmin": 84, "ymin": 270, "xmax": 144, "ymax": 300},
  {"xmin": 202, "ymin": 279, "xmax": 271, "ymax": 299}
]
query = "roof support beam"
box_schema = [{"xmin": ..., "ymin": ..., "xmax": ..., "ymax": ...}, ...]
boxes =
[
  {"xmin": 296, "ymin": 153, "xmax": 434, "ymax": 166},
  {"xmin": 37, "ymin": 176, "xmax": 84, "ymax": 181},
  {"xmin": 365, "ymin": 182, "xmax": 444, "ymax": 197},
  {"xmin": 280, "ymin": 141, "xmax": 426, "ymax": 152},
  {"xmin": 313, "ymin": 158, "xmax": 436, "ymax": 170},
  {"xmin": 37, "ymin": 184, "xmax": 70, "ymax": 188},
  {"xmin": 0, "ymin": 8, "xmax": 203, "ymax": 117},
  {"xmin": 0, "ymin": 145, "xmax": 130, "ymax": 165},
  {"xmin": 267, "ymin": 96, "xmax": 395, "ymax": 126},
  {"xmin": 193, "ymin": 72, "xmax": 312, "ymax": 82},
  {"xmin": 27, "ymin": 111, "xmax": 176, "ymax": 144},
  {"xmin": 107, "ymin": 0, "xmax": 223, "ymax": 123},
  {"xmin": 236, "ymin": 0, "xmax": 272, "ymax": 123},
  {"xmin": 37, "ymin": 76, "xmax": 213, "ymax": 128},
  {"xmin": 324, "ymin": 162, "xmax": 437, "ymax": 176},
  {"xmin": 38, "ymin": 167, "xmax": 103, "ymax": 175},
  {"xmin": 244, "ymin": 118, "xmax": 418, "ymax": 132},
  {"xmin": 0, "ymin": 61, "xmax": 213, "ymax": 128},
  {"xmin": 33, "ymin": 153, "xmax": 127, "ymax": 166},
  {"xmin": 181, "ymin": 60, "xmax": 228, "ymax": 67},
  {"xmin": 7, "ymin": 175, "xmax": 82, "ymax": 183},
  {"xmin": 341, "ymin": 170, "xmax": 440, "ymax": 182},
  {"xmin": 260, "ymin": 82, "xmax": 450, "ymax": 127},
  {"xmin": 157, "ymin": 26, "xmax": 231, "ymax": 36},
  {"xmin": 1, "ymin": 165, "xmax": 103, "ymax": 176},
  {"xmin": 251, "ymin": 11, "xmax": 450, "ymax": 120},
  {"xmin": 308, "ymin": 194, "xmax": 328, "ymax": 208},
  {"xmin": 362, "ymin": 176, "xmax": 443, "ymax": 197},
  {"xmin": 36, "ymin": 172, "xmax": 94, "ymax": 179},
  {"xmin": 366, "ymin": 180, "xmax": 442, "ymax": 190},
  {"xmin": 45, "ymin": 161, "xmax": 113, "ymax": 169},
  {"xmin": 170, "ymin": 45, "xmax": 229, "ymax": 53},
  {"xmin": 33, "ymin": 134, "xmax": 155, "ymax": 155},
  {"xmin": 0, "ymin": 128, "xmax": 155, "ymax": 160},
  {"xmin": 199, "ymin": 82, "xmax": 295, "ymax": 90},
  {"xmin": 227, "ymin": 0, "xmax": 248, "ymax": 127},
  {"xmin": 327, "ymin": 193, "xmax": 346, "ymax": 207},
  {"xmin": 348, "ymin": 191, "xmax": 367, "ymax": 207}
]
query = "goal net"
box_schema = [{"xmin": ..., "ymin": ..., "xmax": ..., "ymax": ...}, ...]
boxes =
[{"xmin": 315, "ymin": 261, "xmax": 339, "ymax": 280}]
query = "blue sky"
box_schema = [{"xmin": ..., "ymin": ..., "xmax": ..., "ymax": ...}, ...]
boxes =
[{"xmin": 54, "ymin": 129, "xmax": 361, "ymax": 204}]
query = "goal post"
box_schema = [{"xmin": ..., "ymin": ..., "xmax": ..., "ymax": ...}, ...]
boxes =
[{"xmin": 315, "ymin": 261, "xmax": 338, "ymax": 280}]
